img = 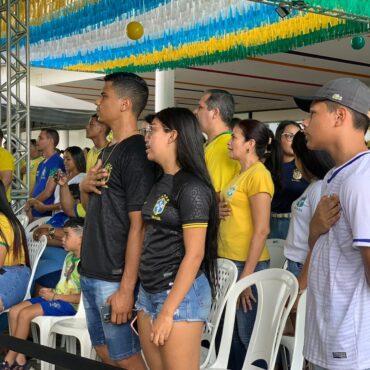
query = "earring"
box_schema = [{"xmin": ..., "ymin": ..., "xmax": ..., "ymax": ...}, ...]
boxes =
[{"xmin": 246, "ymin": 148, "xmax": 250, "ymax": 153}]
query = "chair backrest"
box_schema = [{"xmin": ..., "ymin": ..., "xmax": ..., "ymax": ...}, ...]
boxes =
[
  {"xmin": 16, "ymin": 214, "xmax": 29, "ymax": 228},
  {"xmin": 289, "ymin": 290, "xmax": 307, "ymax": 370},
  {"xmin": 266, "ymin": 239, "xmax": 286, "ymax": 268},
  {"xmin": 211, "ymin": 268, "xmax": 298, "ymax": 370},
  {"xmin": 24, "ymin": 234, "xmax": 47, "ymax": 300},
  {"xmin": 201, "ymin": 258, "xmax": 238, "ymax": 366},
  {"xmin": 25, "ymin": 216, "xmax": 51, "ymax": 234}
]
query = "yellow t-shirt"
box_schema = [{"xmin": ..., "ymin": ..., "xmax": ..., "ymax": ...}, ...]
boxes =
[
  {"xmin": 205, "ymin": 133, "xmax": 240, "ymax": 193},
  {"xmin": 86, "ymin": 146, "xmax": 105, "ymax": 172},
  {"xmin": 22, "ymin": 156, "xmax": 43, "ymax": 194},
  {"xmin": 0, "ymin": 147, "xmax": 15, "ymax": 202},
  {"xmin": 0, "ymin": 213, "xmax": 25, "ymax": 266},
  {"xmin": 218, "ymin": 161, "xmax": 274, "ymax": 262}
]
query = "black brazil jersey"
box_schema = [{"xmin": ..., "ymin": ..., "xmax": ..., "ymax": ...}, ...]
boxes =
[
  {"xmin": 80, "ymin": 135, "xmax": 156, "ymax": 282},
  {"xmin": 139, "ymin": 170, "xmax": 212, "ymax": 293}
]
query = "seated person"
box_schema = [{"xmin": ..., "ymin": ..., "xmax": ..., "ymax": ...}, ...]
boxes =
[
  {"xmin": 1, "ymin": 218, "xmax": 83, "ymax": 370},
  {"xmin": 0, "ymin": 181, "xmax": 30, "ymax": 313}
]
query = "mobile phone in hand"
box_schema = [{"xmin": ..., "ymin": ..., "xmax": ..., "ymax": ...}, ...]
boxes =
[{"xmin": 100, "ymin": 304, "xmax": 112, "ymax": 323}]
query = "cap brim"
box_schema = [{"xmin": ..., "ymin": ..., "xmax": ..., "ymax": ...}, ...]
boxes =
[{"xmin": 293, "ymin": 96, "xmax": 317, "ymax": 112}]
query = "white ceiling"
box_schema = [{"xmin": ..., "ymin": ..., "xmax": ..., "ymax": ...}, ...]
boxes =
[{"xmin": 37, "ymin": 34, "xmax": 370, "ymax": 127}]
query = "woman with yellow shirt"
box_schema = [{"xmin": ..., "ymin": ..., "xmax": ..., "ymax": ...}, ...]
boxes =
[
  {"xmin": 0, "ymin": 181, "xmax": 30, "ymax": 313},
  {"xmin": 218, "ymin": 119, "xmax": 274, "ymax": 370}
]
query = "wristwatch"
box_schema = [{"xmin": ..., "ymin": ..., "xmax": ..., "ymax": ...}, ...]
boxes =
[{"xmin": 48, "ymin": 227, "xmax": 56, "ymax": 239}]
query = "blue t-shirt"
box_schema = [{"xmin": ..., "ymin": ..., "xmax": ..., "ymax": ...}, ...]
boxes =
[
  {"xmin": 271, "ymin": 160, "xmax": 309, "ymax": 213},
  {"xmin": 32, "ymin": 153, "xmax": 65, "ymax": 217}
]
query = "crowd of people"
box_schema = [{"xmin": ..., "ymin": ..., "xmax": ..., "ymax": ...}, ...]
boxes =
[{"xmin": 0, "ymin": 73, "xmax": 369, "ymax": 370}]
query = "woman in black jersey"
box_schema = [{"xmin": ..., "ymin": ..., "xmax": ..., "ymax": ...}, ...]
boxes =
[{"xmin": 136, "ymin": 107, "xmax": 218, "ymax": 370}]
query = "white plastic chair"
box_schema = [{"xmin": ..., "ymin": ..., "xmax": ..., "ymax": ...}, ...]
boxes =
[
  {"xmin": 47, "ymin": 297, "xmax": 95, "ymax": 369},
  {"xmin": 16, "ymin": 213, "xmax": 29, "ymax": 228},
  {"xmin": 266, "ymin": 239, "xmax": 286, "ymax": 268},
  {"xmin": 205, "ymin": 268, "xmax": 299, "ymax": 370},
  {"xmin": 25, "ymin": 216, "xmax": 51, "ymax": 234},
  {"xmin": 1, "ymin": 234, "xmax": 47, "ymax": 317},
  {"xmin": 280, "ymin": 290, "xmax": 307, "ymax": 370},
  {"xmin": 200, "ymin": 258, "xmax": 238, "ymax": 368}
]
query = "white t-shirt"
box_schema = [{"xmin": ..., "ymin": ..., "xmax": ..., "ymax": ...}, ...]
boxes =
[
  {"xmin": 284, "ymin": 180, "xmax": 322, "ymax": 264},
  {"xmin": 304, "ymin": 151, "xmax": 370, "ymax": 370},
  {"xmin": 53, "ymin": 172, "xmax": 86, "ymax": 214}
]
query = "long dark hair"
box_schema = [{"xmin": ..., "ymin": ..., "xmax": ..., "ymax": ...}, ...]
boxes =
[
  {"xmin": 0, "ymin": 181, "xmax": 29, "ymax": 266},
  {"xmin": 265, "ymin": 120, "xmax": 302, "ymax": 191},
  {"xmin": 64, "ymin": 146, "xmax": 86, "ymax": 174},
  {"xmin": 292, "ymin": 131, "xmax": 334, "ymax": 180},
  {"xmin": 155, "ymin": 107, "xmax": 219, "ymax": 295}
]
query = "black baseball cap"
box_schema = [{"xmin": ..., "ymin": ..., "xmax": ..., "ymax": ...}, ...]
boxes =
[{"xmin": 294, "ymin": 78, "xmax": 370, "ymax": 116}]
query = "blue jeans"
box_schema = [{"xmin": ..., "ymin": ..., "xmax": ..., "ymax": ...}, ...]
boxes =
[
  {"xmin": 286, "ymin": 259, "xmax": 303, "ymax": 278},
  {"xmin": 229, "ymin": 260, "xmax": 270, "ymax": 370},
  {"xmin": 136, "ymin": 274, "xmax": 211, "ymax": 322},
  {"xmin": 0, "ymin": 265, "xmax": 31, "ymax": 310},
  {"xmin": 269, "ymin": 217, "xmax": 290, "ymax": 240},
  {"xmin": 80, "ymin": 276, "xmax": 141, "ymax": 361}
]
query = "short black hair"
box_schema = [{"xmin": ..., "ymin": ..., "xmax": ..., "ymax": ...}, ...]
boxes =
[
  {"xmin": 64, "ymin": 217, "xmax": 85, "ymax": 231},
  {"xmin": 325, "ymin": 101, "xmax": 370, "ymax": 134},
  {"xmin": 104, "ymin": 72, "xmax": 149, "ymax": 118},
  {"xmin": 30, "ymin": 139, "xmax": 37, "ymax": 146},
  {"xmin": 41, "ymin": 128, "xmax": 59, "ymax": 147}
]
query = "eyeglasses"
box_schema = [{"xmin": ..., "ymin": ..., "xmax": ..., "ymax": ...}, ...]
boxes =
[
  {"xmin": 140, "ymin": 125, "xmax": 172, "ymax": 137},
  {"xmin": 281, "ymin": 133, "xmax": 296, "ymax": 142}
]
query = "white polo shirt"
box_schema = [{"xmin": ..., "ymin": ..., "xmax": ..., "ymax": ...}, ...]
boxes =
[
  {"xmin": 284, "ymin": 180, "xmax": 322, "ymax": 264},
  {"xmin": 304, "ymin": 151, "xmax": 370, "ymax": 370}
]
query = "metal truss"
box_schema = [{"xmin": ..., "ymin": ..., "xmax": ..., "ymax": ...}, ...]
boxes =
[
  {"xmin": 249, "ymin": 0, "xmax": 370, "ymax": 23},
  {"xmin": 0, "ymin": 0, "xmax": 30, "ymax": 213}
]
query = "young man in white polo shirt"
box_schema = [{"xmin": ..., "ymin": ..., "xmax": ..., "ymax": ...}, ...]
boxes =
[{"xmin": 294, "ymin": 78, "xmax": 370, "ymax": 370}]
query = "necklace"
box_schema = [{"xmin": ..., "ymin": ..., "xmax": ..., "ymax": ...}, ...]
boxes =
[{"xmin": 101, "ymin": 142, "xmax": 118, "ymax": 168}]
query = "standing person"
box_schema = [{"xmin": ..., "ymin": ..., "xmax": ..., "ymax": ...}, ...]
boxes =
[
  {"xmin": 0, "ymin": 129, "xmax": 15, "ymax": 203},
  {"xmin": 136, "ymin": 107, "xmax": 218, "ymax": 370},
  {"xmin": 26, "ymin": 129, "xmax": 65, "ymax": 219},
  {"xmin": 265, "ymin": 120, "xmax": 309, "ymax": 239},
  {"xmin": 294, "ymin": 78, "xmax": 370, "ymax": 370},
  {"xmin": 85, "ymin": 114, "xmax": 110, "ymax": 172},
  {"xmin": 79, "ymin": 72, "xmax": 155, "ymax": 369},
  {"xmin": 284, "ymin": 130, "xmax": 334, "ymax": 287},
  {"xmin": 194, "ymin": 89, "xmax": 240, "ymax": 197},
  {"xmin": 218, "ymin": 119, "xmax": 274, "ymax": 370},
  {"xmin": 21, "ymin": 139, "xmax": 44, "ymax": 195},
  {"xmin": 0, "ymin": 181, "xmax": 30, "ymax": 313}
]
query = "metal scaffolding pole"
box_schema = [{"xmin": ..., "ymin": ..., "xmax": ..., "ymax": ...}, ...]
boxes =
[{"xmin": 0, "ymin": 0, "xmax": 30, "ymax": 213}]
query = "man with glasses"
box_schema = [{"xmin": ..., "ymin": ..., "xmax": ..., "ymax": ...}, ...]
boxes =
[
  {"xmin": 79, "ymin": 72, "xmax": 155, "ymax": 369},
  {"xmin": 294, "ymin": 78, "xmax": 370, "ymax": 370}
]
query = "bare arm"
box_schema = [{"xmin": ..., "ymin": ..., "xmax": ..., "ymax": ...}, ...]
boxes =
[
  {"xmin": 0, "ymin": 170, "xmax": 13, "ymax": 191},
  {"xmin": 239, "ymin": 192, "xmax": 271, "ymax": 312},
  {"xmin": 39, "ymin": 288, "xmax": 81, "ymax": 304},
  {"xmin": 60, "ymin": 183, "xmax": 77, "ymax": 217},
  {"xmin": 151, "ymin": 226, "xmax": 206, "ymax": 346},
  {"xmin": 308, "ymin": 195, "xmax": 340, "ymax": 250},
  {"xmin": 107, "ymin": 211, "xmax": 145, "ymax": 325},
  {"xmin": 34, "ymin": 177, "xmax": 57, "ymax": 202}
]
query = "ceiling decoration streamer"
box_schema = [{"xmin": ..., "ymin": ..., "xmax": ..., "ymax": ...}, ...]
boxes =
[{"xmin": 3, "ymin": 0, "xmax": 369, "ymax": 73}]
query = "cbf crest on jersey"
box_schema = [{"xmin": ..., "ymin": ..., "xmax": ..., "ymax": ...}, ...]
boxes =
[
  {"xmin": 152, "ymin": 194, "xmax": 170, "ymax": 220},
  {"xmin": 226, "ymin": 185, "xmax": 237, "ymax": 198}
]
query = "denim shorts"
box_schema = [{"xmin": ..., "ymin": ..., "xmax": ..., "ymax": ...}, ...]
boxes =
[
  {"xmin": 28, "ymin": 297, "xmax": 76, "ymax": 316},
  {"xmin": 136, "ymin": 274, "xmax": 211, "ymax": 322},
  {"xmin": 80, "ymin": 276, "xmax": 141, "ymax": 361},
  {"xmin": 286, "ymin": 259, "xmax": 303, "ymax": 278},
  {"xmin": 0, "ymin": 265, "xmax": 31, "ymax": 310}
]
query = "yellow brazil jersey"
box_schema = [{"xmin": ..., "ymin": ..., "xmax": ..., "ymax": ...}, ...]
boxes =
[
  {"xmin": 204, "ymin": 132, "xmax": 240, "ymax": 193},
  {"xmin": 218, "ymin": 161, "xmax": 274, "ymax": 262},
  {"xmin": 0, "ymin": 213, "xmax": 25, "ymax": 265},
  {"xmin": 86, "ymin": 145, "xmax": 105, "ymax": 172},
  {"xmin": 0, "ymin": 147, "xmax": 15, "ymax": 202},
  {"xmin": 23, "ymin": 156, "xmax": 43, "ymax": 194}
]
